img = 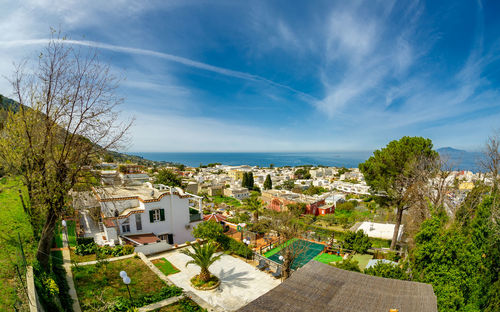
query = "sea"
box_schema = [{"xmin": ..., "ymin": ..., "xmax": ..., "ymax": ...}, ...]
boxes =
[
  {"xmin": 129, "ymin": 152, "xmax": 374, "ymax": 168},
  {"xmin": 130, "ymin": 150, "xmax": 482, "ymax": 172}
]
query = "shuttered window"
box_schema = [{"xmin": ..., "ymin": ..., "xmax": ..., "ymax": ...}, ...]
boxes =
[{"xmin": 149, "ymin": 209, "xmax": 165, "ymax": 222}]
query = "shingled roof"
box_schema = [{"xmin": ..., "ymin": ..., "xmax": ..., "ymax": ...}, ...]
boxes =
[{"xmin": 238, "ymin": 261, "xmax": 437, "ymax": 312}]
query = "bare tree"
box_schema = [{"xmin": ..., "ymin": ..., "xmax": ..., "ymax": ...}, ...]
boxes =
[
  {"xmin": 267, "ymin": 211, "xmax": 308, "ymax": 279},
  {"xmin": 0, "ymin": 31, "xmax": 132, "ymax": 270},
  {"xmin": 479, "ymin": 131, "xmax": 500, "ymax": 236}
]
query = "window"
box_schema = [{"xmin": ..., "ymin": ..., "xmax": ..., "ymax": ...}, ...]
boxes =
[
  {"xmin": 149, "ymin": 208, "xmax": 165, "ymax": 223},
  {"xmin": 135, "ymin": 214, "xmax": 142, "ymax": 231},
  {"xmin": 121, "ymin": 218, "xmax": 130, "ymax": 233},
  {"xmin": 153, "ymin": 209, "xmax": 161, "ymax": 221}
]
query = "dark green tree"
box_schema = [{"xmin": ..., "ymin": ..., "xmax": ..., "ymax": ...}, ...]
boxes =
[
  {"xmin": 155, "ymin": 169, "xmax": 182, "ymax": 187},
  {"xmin": 364, "ymin": 261, "xmax": 408, "ymax": 280},
  {"xmin": 264, "ymin": 174, "xmax": 272, "ymax": 190},
  {"xmin": 241, "ymin": 172, "xmax": 248, "ymax": 188},
  {"xmin": 248, "ymin": 172, "xmax": 254, "ymax": 189},
  {"xmin": 341, "ymin": 230, "xmax": 372, "ymax": 253},
  {"xmin": 192, "ymin": 221, "xmax": 224, "ymax": 241},
  {"xmin": 359, "ymin": 136, "xmax": 439, "ymax": 249}
]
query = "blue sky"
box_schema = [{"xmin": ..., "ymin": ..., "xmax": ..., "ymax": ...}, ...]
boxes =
[{"xmin": 1, "ymin": 0, "xmax": 499, "ymax": 152}]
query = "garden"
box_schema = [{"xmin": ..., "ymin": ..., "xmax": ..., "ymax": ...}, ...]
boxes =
[
  {"xmin": 72, "ymin": 257, "xmax": 183, "ymax": 311},
  {"xmin": 71, "ymin": 238, "xmax": 134, "ymax": 263}
]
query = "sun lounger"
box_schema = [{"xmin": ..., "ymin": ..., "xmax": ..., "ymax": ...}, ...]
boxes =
[
  {"xmin": 272, "ymin": 266, "xmax": 282, "ymax": 278},
  {"xmin": 257, "ymin": 259, "xmax": 268, "ymax": 270}
]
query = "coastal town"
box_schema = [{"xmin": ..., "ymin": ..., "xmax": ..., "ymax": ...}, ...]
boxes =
[{"xmin": 1, "ymin": 1, "xmax": 500, "ymax": 311}]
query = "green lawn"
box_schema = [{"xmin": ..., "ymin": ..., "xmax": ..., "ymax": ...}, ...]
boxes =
[
  {"xmin": 211, "ymin": 195, "xmax": 241, "ymax": 207},
  {"xmin": 263, "ymin": 238, "xmax": 298, "ymax": 258},
  {"xmin": 54, "ymin": 220, "xmax": 77, "ymax": 248},
  {"xmin": 314, "ymin": 253, "xmax": 343, "ymax": 264},
  {"xmin": 152, "ymin": 258, "xmax": 180, "ymax": 276},
  {"xmin": 0, "ymin": 177, "xmax": 35, "ymax": 311},
  {"xmin": 352, "ymin": 254, "xmax": 373, "ymax": 270},
  {"xmin": 73, "ymin": 257, "xmax": 176, "ymax": 311}
]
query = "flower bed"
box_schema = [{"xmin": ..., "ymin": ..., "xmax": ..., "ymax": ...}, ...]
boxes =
[{"xmin": 190, "ymin": 275, "xmax": 220, "ymax": 291}]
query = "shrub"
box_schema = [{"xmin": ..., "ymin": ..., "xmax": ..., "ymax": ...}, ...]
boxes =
[
  {"xmin": 341, "ymin": 230, "xmax": 372, "ymax": 253},
  {"xmin": 333, "ymin": 257, "xmax": 361, "ymax": 272},
  {"xmin": 227, "ymin": 237, "xmax": 252, "ymax": 258},
  {"xmin": 75, "ymin": 242, "xmax": 97, "ymax": 255},
  {"xmin": 364, "ymin": 261, "xmax": 408, "ymax": 280},
  {"xmin": 178, "ymin": 297, "xmax": 206, "ymax": 312},
  {"xmin": 76, "ymin": 237, "xmax": 94, "ymax": 245}
]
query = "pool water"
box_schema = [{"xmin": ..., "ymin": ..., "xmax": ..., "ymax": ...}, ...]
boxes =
[{"xmin": 266, "ymin": 239, "xmax": 325, "ymax": 270}]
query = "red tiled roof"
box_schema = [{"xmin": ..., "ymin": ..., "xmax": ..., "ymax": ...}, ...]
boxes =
[
  {"xmin": 203, "ymin": 213, "xmax": 227, "ymax": 223},
  {"xmin": 123, "ymin": 233, "xmax": 161, "ymax": 245}
]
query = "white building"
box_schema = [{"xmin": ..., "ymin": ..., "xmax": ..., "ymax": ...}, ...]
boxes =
[
  {"xmin": 93, "ymin": 183, "xmax": 203, "ymax": 246},
  {"xmin": 356, "ymin": 222, "xmax": 404, "ymax": 241}
]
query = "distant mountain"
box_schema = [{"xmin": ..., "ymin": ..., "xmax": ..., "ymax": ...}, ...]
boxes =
[{"xmin": 437, "ymin": 147, "xmax": 483, "ymax": 172}]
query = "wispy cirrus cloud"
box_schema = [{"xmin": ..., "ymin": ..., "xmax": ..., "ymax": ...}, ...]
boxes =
[{"xmin": 0, "ymin": 39, "xmax": 317, "ymax": 102}]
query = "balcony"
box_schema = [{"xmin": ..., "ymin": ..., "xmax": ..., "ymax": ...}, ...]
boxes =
[{"xmin": 189, "ymin": 207, "xmax": 202, "ymax": 222}]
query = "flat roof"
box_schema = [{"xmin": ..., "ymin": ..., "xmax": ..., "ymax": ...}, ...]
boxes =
[
  {"xmin": 94, "ymin": 185, "xmax": 169, "ymax": 201},
  {"xmin": 357, "ymin": 222, "xmax": 404, "ymax": 241}
]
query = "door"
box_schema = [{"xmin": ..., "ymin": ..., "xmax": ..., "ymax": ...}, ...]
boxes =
[{"xmin": 167, "ymin": 234, "xmax": 174, "ymax": 245}]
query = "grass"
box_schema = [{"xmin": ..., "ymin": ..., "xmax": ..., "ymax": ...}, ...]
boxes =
[
  {"xmin": 314, "ymin": 253, "xmax": 343, "ymax": 264},
  {"xmin": 152, "ymin": 258, "xmax": 180, "ymax": 276},
  {"xmin": 153, "ymin": 297, "xmax": 205, "ymax": 311},
  {"xmin": 73, "ymin": 257, "xmax": 168, "ymax": 311},
  {"xmin": 263, "ymin": 238, "xmax": 298, "ymax": 258},
  {"xmin": 352, "ymin": 254, "xmax": 373, "ymax": 270},
  {"xmin": 0, "ymin": 176, "xmax": 35, "ymax": 311},
  {"xmin": 211, "ymin": 195, "xmax": 241, "ymax": 207},
  {"xmin": 54, "ymin": 220, "xmax": 77, "ymax": 248}
]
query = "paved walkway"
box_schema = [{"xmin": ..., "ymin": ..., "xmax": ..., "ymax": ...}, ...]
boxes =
[
  {"xmin": 151, "ymin": 248, "xmax": 281, "ymax": 311},
  {"xmin": 62, "ymin": 231, "xmax": 81, "ymax": 312}
]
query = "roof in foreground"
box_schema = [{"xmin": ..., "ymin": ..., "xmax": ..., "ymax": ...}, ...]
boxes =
[{"xmin": 238, "ymin": 261, "xmax": 437, "ymax": 312}]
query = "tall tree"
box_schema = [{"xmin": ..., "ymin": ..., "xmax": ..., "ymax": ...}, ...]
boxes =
[
  {"xmin": 0, "ymin": 33, "xmax": 131, "ymax": 270},
  {"xmin": 359, "ymin": 136, "xmax": 439, "ymax": 249},
  {"xmin": 241, "ymin": 172, "xmax": 248, "ymax": 188},
  {"xmin": 248, "ymin": 172, "xmax": 254, "ymax": 189},
  {"xmin": 264, "ymin": 174, "xmax": 272, "ymax": 190}
]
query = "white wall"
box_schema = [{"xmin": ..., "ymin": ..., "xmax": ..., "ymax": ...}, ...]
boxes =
[
  {"xmin": 134, "ymin": 241, "xmax": 172, "ymax": 255},
  {"xmin": 114, "ymin": 193, "xmax": 197, "ymax": 245}
]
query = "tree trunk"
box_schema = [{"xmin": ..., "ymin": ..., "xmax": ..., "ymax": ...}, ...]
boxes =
[
  {"xmin": 36, "ymin": 209, "xmax": 58, "ymax": 271},
  {"xmin": 253, "ymin": 211, "xmax": 259, "ymax": 222},
  {"xmin": 199, "ymin": 267, "xmax": 211, "ymax": 282},
  {"xmin": 390, "ymin": 206, "xmax": 404, "ymax": 250},
  {"xmin": 282, "ymin": 259, "xmax": 291, "ymax": 280}
]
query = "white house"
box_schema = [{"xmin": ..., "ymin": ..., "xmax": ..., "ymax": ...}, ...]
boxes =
[{"xmin": 93, "ymin": 183, "xmax": 203, "ymax": 246}]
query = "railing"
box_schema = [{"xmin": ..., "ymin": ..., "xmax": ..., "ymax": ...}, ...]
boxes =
[{"xmin": 189, "ymin": 213, "xmax": 202, "ymax": 222}]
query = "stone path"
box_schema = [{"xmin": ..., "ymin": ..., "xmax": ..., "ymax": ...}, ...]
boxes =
[{"xmin": 62, "ymin": 231, "xmax": 82, "ymax": 312}]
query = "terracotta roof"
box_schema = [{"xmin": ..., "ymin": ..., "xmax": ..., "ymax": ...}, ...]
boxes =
[
  {"xmin": 238, "ymin": 261, "xmax": 437, "ymax": 312},
  {"xmin": 203, "ymin": 213, "xmax": 227, "ymax": 223},
  {"xmin": 122, "ymin": 233, "xmax": 161, "ymax": 245}
]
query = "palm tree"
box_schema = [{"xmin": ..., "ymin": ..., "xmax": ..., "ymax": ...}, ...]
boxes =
[
  {"xmin": 181, "ymin": 242, "xmax": 222, "ymax": 282},
  {"xmin": 243, "ymin": 196, "xmax": 264, "ymax": 222}
]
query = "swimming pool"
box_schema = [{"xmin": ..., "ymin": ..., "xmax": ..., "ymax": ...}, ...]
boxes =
[{"xmin": 266, "ymin": 239, "xmax": 325, "ymax": 270}]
